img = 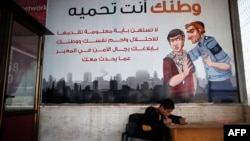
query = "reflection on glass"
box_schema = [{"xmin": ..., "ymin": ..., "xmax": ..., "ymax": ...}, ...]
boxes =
[{"xmin": 5, "ymin": 21, "xmax": 39, "ymax": 110}]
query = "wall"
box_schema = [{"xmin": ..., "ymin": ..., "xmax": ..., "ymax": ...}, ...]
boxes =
[
  {"xmin": 38, "ymin": 103, "xmax": 247, "ymax": 141},
  {"xmin": 244, "ymin": 105, "xmax": 250, "ymax": 123}
]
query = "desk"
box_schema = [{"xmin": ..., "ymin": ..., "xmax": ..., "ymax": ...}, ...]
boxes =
[{"xmin": 169, "ymin": 122, "xmax": 224, "ymax": 141}]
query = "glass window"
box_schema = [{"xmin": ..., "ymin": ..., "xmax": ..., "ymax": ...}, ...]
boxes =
[
  {"xmin": 5, "ymin": 21, "xmax": 39, "ymax": 110},
  {"xmin": 238, "ymin": 0, "xmax": 250, "ymax": 105}
]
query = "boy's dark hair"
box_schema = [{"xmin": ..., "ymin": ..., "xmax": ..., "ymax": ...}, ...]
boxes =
[
  {"xmin": 167, "ymin": 29, "xmax": 185, "ymax": 42},
  {"xmin": 160, "ymin": 98, "xmax": 175, "ymax": 109}
]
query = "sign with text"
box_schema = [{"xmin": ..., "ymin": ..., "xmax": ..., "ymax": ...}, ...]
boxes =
[
  {"xmin": 14, "ymin": 0, "xmax": 47, "ymax": 25},
  {"xmin": 42, "ymin": 0, "xmax": 239, "ymax": 103}
]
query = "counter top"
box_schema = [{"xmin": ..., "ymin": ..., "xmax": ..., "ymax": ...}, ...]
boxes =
[{"xmin": 168, "ymin": 122, "xmax": 224, "ymax": 128}]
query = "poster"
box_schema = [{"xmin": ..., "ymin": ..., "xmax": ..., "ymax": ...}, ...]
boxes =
[{"xmin": 42, "ymin": 0, "xmax": 238, "ymax": 103}]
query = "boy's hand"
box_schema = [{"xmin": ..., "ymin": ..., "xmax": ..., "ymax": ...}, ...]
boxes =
[
  {"xmin": 179, "ymin": 117, "xmax": 187, "ymax": 124},
  {"xmin": 163, "ymin": 118, "xmax": 172, "ymax": 125}
]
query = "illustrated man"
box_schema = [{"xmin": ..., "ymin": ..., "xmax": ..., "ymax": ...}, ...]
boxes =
[
  {"xmin": 163, "ymin": 29, "xmax": 197, "ymax": 103},
  {"xmin": 185, "ymin": 21, "xmax": 236, "ymax": 102}
]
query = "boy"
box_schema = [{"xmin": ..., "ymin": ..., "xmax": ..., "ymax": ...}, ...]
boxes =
[{"xmin": 141, "ymin": 98, "xmax": 186, "ymax": 141}]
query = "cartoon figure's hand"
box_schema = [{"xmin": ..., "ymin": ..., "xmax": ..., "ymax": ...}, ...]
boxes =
[
  {"xmin": 204, "ymin": 55, "xmax": 213, "ymax": 66},
  {"xmin": 183, "ymin": 59, "xmax": 192, "ymax": 76}
]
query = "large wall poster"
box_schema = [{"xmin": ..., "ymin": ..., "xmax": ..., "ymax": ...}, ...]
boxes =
[{"xmin": 42, "ymin": 0, "xmax": 239, "ymax": 104}]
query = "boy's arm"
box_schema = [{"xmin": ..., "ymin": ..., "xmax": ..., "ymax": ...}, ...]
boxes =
[{"xmin": 169, "ymin": 114, "xmax": 187, "ymax": 124}]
